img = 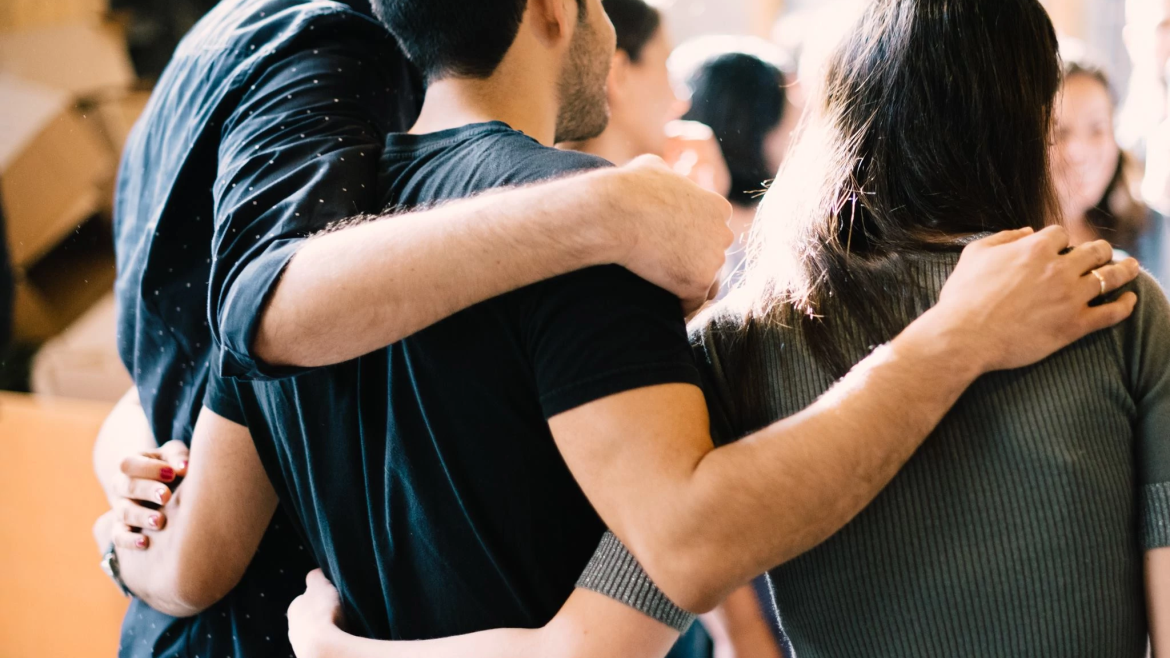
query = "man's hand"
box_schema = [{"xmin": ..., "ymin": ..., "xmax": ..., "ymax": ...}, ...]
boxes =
[
  {"xmin": 288, "ymin": 569, "xmax": 347, "ymax": 658},
  {"xmin": 107, "ymin": 440, "xmax": 190, "ymax": 549},
  {"xmin": 608, "ymin": 155, "xmax": 734, "ymax": 315},
  {"xmin": 927, "ymin": 226, "xmax": 1140, "ymax": 374}
]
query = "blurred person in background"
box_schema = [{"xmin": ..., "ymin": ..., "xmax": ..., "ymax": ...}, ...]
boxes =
[
  {"xmin": 1118, "ymin": 0, "xmax": 1170, "ymax": 164},
  {"xmin": 1052, "ymin": 58, "xmax": 1167, "ymax": 286},
  {"xmin": 1119, "ymin": 0, "xmax": 1170, "ymax": 283},
  {"xmin": 679, "ymin": 43, "xmax": 789, "ymax": 296},
  {"xmin": 562, "ymin": 0, "xmax": 731, "ymax": 197}
]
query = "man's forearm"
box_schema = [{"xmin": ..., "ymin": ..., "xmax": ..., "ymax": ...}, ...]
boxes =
[
  {"xmin": 255, "ymin": 170, "xmax": 624, "ymax": 368},
  {"xmin": 634, "ymin": 309, "xmax": 984, "ymax": 610},
  {"xmin": 93, "ymin": 388, "xmax": 156, "ymax": 505}
]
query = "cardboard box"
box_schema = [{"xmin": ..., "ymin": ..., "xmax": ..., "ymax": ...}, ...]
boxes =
[
  {"xmin": 0, "ymin": 74, "xmax": 113, "ymax": 269},
  {"xmin": 0, "ymin": 0, "xmax": 108, "ymax": 33},
  {"xmin": 0, "ymin": 22, "xmax": 134, "ymax": 98},
  {"xmin": 12, "ymin": 217, "xmax": 116, "ymax": 343},
  {"xmin": 93, "ymin": 89, "xmax": 151, "ymax": 155},
  {"xmin": 31, "ymin": 292, "xmax": 131, "ymax": 401}
]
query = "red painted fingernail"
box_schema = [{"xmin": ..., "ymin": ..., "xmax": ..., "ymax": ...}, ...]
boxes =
[
  {"xmin": 156, "ymin": 488, "xmax": 167, "ymax": 504},
  {"xmin": 147, "ymin": 515, "xmax": 160, "ymax": 528},
  {"xmin": 136, "ymin": 536, "xmax": 147, "ymax": 548},
  {"xmin": 159, "ymin": 467, "xmax": 175, "ymax": 482}
]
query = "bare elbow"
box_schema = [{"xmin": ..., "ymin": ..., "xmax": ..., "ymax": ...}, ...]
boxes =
[
  {"xmin": 251, "ymin": 321, "xmax": 295, "ymax": 369},
  {"xmin": 161, "ymin": 558, "xmax": 239, "ymax": 617},
  {"xmin": 627, "ymin": 535, "xmax": 734, "ymax": 614},
  {"xmin": 132, "ymin": 569, "xmax": 216, "ymax": 618}
]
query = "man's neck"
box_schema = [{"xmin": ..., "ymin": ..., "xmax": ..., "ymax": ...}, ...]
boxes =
[
  {"xmin": 410, "ymin": 68, "xmax": 560, "ymax": 146},
  {"xmin": 563, "ymin": 126, "xmax": 643, "ymax": 165}
]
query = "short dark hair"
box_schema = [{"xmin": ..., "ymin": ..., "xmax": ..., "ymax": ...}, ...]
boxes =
[
  {"xmin": 683, "ymin": 52, "xmax": 786, "ymax": 207},
  {"xmin": 603, "ymin": 0, "xmax": 661, "ymax": 63},
  {"xmin": 374, "ymin": 0, "xmax": 586, "ymax": 81}
]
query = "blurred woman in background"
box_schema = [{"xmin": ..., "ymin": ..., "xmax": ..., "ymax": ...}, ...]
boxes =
[
  {"xmin": 1052, "ymin": 58, "xmax": 1167, "ymax": 285},
  {"xmin": 678, "ymin": 44, "xmax": 789, "ymax": 293},
  {"xmin": 563, "ymin": 0, "xmax": 730, "ymax": 197}
]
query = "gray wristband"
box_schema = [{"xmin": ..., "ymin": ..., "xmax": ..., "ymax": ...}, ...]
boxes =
[{"xmin": 576, "ymin": 532, "xmax": 696, "ymax": 633}]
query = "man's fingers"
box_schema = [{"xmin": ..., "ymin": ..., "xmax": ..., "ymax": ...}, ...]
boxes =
[
  {"xmin": 1030, "ymin": 224, "xmax": 1072, "ymax": 251},
  {"xmin": 120, "ymin": 454, "xmax": 178, "ymax": 483},
  {"xmin": 112, "ymin": 526, "xmax": 149, "ymax": 551},
  {"xmin": 1081, "ymin": 258, "xmax": 1141, "ymax": 300},
  {"xmin": 967, "ymin": 227, "xmax": 1036, "ymax": 249},
  {"xmin": 1064, "ymin": 239, "xmax": 1115, "ymax": 274},
  {"xmin": 117, "ymin": 499, "xmax": 166, "ymax": 530},
  {"xmin": 158, "ymin": 440, "xmax": 190, "ymax": 475},
  {"xmin": 1079, "ymin": 292, "xmax": 1138, "ymax": 334}
]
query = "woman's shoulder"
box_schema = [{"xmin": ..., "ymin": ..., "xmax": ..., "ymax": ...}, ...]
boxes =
[{"xmin": 1110, "ymin": 269, "xmax": 1170, "ymax": 355}]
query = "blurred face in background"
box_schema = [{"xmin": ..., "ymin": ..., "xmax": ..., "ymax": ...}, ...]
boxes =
[
  {"xmin": 1051, "ymin": 73, "xmax": 1120, "ymax": 221},
  {"xmin": 607, "ymin": 25, "xmax": 679, "ymax": 156}
]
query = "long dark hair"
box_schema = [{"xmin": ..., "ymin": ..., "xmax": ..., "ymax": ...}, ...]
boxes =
[
  {"xmin": 1062, "ymin": 61, "xmax": 1149, "ymax": 253},
  {"xmin": 682, "ymin": 51, "xmax": 787, "ymax": 207},
  {"xmin": 741, "ymin": 0, "xmax": 1062, "ymax": 376}
]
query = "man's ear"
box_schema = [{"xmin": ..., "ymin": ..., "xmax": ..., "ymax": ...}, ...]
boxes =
[{"xmin": 527, "ymin": 0, "xmax": 576, "ymax": 49}]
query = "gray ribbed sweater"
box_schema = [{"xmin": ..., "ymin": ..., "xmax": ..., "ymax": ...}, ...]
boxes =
[{"xmin": 581, "ymin": 253, "xmax": 1170, "ymax": 657}]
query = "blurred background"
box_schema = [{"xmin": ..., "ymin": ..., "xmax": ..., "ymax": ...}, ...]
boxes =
[{"xmin": 0, "ymin": 0, "xmax": 1163, "ymax": 656}]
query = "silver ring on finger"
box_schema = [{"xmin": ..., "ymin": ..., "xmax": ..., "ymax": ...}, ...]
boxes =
[{"xmin": 1091, "ymin": 268, "xmax": 1107, "ymax": 297}]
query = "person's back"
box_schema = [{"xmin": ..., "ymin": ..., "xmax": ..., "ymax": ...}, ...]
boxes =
[
  {"xmin": 110, "ymin": 0, "xmax": 417, "ymax": 655},
  {"xmin": 690, "ymin": 0, "xmax": 1170, "ymax": 654},
  {"xmin": 696, "ymin": 260, "xmax": 1170, "ymax": 657},
  {"xmin": 207, "ymin": 0, "xmax": 702, "ymax": 641}
]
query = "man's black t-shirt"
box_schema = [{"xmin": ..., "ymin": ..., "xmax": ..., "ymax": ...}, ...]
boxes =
[{"xmin": 207, "ymin": 122, "xmax": 700, "ymax": 640}]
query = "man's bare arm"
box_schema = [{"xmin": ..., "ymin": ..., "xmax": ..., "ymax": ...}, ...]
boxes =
[
  {"xmin": 255, "ymin": 156, "xmax": 733, "ymax": 368},
  {"xmin": 114, "ymin": 408, "xmax": 277, "ymax": 617},
  {"xmin": 550, "ymin": 228, "xmax": 1141, "ymax": 612}
]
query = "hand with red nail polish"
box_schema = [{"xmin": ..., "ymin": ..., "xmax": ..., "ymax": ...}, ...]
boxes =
[{"xmin": 101, "ymin": 440, "xmax": 190, "ymax": 552}]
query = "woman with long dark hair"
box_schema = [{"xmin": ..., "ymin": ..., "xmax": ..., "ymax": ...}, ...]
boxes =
[
  {"xmin": 286, "ymin": 1, "xmax": 1169, "ymax": 656},
  {"xmin": 1052, "ymin": 58, "xmax": 1169, "ymax": 284}
]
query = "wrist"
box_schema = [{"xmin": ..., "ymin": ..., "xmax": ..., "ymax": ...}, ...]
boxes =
[
  {"xmin": 577, "ymin": 167, "xmax": 635, "ymax": 268},
  {"xmin": 893, "ymin": 305, "xmax": 989, "ymax": 381},
  {"xmin": 316, "ymin": 623, "xmax": 354, "ymax": 658}
]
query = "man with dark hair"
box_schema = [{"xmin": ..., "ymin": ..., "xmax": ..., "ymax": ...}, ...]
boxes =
[
  {"xmin": 91, "ymin": 0, "xmax": 733, "ymax": 656},
  {"xmin": 104, "ymin": 0, "xmax": 1138, "ymax": 649}
]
